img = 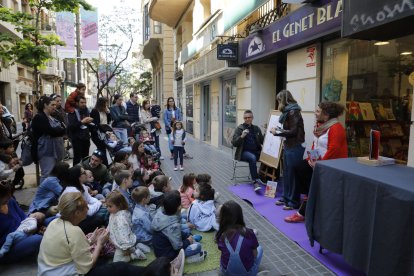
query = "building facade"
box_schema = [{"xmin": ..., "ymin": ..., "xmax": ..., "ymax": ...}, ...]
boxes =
[
  {"xmin": 142, "ymin": 0, "xmax": 174, "ymax": 105},
  {"xmin": 149, "ymin": 0, "xmax": 414, "ymax": 166}
]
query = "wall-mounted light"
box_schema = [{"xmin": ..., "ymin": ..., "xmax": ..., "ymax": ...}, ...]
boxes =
[
  {"xmin": 400, "ymin": 51, "xmax": 413, "ymax": 56},
  {"xmin": 374, "ymin": 41, "xmax": 390, "ymax": 46}
]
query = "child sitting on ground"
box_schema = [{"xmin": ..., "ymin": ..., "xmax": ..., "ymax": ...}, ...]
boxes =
[
  {"xmin": 106, "ymin": 191, "xmax": 150, "ymax": 262},
  {"xmin": 196, "ymin": 173, "xmax": 220, "ymax": 202},
  {"xmin": 188, "ymin": 182, "xmax": 219, "ymax": 232},
  {"xmin": 179, "ymin": 173, "xmax": 196, "ymax": 210},
  {"xmin": 106, "ymin": 132, "xmax": 132, "ymax": 153},
  {"xmin": 113, "ymin": 170, "xmax": 135, "ymax": 212},
  {"xmin": 0, "ymin": 138, "xmax": 21, "ymax": 181},
  {"xmin": 143, "ymin": 155, "xmax": 159, "ymax": 174},
  {"xmin": 132, "ymin": 168, "xmax": 150, "ymax": 189},
  {"xmin": 148, "ymin": 175, "xmax": 172, "ymax": 218},
  {"xmin": 131, "ymin": 186, "xmax": 152, "ymax": 245},
  {"xmin": 84, "ymin": 170, "xmax": 104, "ymax": 200},
  {"xmin": 151, "ymin": 190, "xmax": 207, "ymax": 263},
  {"xmin": 216, "ymin": 200, "xmax": 263, "ymax": 275},
  {"xmin": 0, "ymin": 212, "xmax": 45, "ymax": 257},
  {"xmin": 102, "ymin": 162, "xmax": 127, "ymax": 196}
]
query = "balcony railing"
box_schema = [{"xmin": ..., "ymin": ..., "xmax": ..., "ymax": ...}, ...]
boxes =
[{"xmin": 245, "ymin": 3, "xmax": 288, "ymax": 36}]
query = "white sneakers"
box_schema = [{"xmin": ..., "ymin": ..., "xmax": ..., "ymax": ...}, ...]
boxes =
[
  {"xmin": 186, "ymin": 250, "xmax": 207, "ymax": 263},
  {"xmin": 174, "ymin": 166, "xmax": 184, "ymax": 171}
]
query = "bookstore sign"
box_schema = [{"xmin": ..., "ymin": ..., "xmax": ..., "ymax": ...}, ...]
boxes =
[
  {"xmin": 217, "ymin": 43, "xmax": 238, "ymax": 60},
  {"xmin": 239, "ymin": 0, "xmax": 342, "ymax": 65}
]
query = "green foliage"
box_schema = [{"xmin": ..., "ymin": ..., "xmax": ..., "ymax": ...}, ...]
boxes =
[{"xmin": 0, "ymin": 0, "xmax": 92, "ymax": 71}]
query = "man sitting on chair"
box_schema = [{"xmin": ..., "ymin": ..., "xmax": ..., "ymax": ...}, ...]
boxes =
[{"xmin": 232, "ymin": 110, "xmax": 264, "ymax": 192}]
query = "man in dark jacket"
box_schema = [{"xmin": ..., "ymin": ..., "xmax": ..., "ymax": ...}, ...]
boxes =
[
  {"xmin": 80, "ymin": 150, "xmax": 112, "ymax": 188},
  {"xmin": 68, "ymin": 96, "xmax": 93, "ymax": 165},
  {"xmin": 232, "ymin": 110, "xmax": 264, "ymax": 192},
  {"xmin": 126, "ymin": 92, "xmax": 141, "ymax": 124}
]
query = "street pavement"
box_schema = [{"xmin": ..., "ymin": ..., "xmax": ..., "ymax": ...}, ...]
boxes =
[{"xmin": 0, "ymin": 131, "xmax": 334, "ymax": 276}]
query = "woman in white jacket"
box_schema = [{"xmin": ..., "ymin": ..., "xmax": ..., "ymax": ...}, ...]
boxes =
[
  {"xmin": 60, "ymin": 166, "xmax": 106, "ymax": 234},
  {"xmin": 187, "ymin": 183, "xmax": 219, "ymax": 232}
]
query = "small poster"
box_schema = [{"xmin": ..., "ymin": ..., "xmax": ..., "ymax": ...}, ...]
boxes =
[{"xmin": 264, "ymin": 181, "xmax": 278, "ymax": 198}]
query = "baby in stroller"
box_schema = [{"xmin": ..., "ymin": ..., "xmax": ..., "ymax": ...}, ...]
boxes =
[
  {"xmin": 105, "ymin": 132, "xmax": 132, "ymax": 153},
  {"xmin": 138, "ymin": 130, "xmax": 159, "ymax": 156}
]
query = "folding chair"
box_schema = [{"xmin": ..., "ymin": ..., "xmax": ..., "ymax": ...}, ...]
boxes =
[{"xmin": 230, "ymin": 146, "xmax": 251, "ymax": 183}]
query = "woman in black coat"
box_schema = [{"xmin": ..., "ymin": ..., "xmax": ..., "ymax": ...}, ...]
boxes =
[
  {"xmin": 31, "ymin": 96, "xmax": 66, "ymax": 183},
  {"xmin": 90, "ymin": 97, "xmax": 112, "ymax": 166}
]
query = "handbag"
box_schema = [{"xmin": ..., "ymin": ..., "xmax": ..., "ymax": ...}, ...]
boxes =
[{"xmin": 20, "ymin": 136, "xmax": 33, "ymax": 166}]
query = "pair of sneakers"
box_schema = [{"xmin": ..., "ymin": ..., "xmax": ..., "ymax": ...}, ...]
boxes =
[
  {"xmin": 174, "ymin": 166, "xmax": 184, "ymax": 171},
  {"xmin": 130, "ymin": 243, "xmax": 151, "ymax": 260},
  {"xmin": 253, "ymin": 179, "xmax": 265, "ymax": 192},
  {"xmin": 186, "ymin": 250, "xmax": 208, "ymax": 263}
]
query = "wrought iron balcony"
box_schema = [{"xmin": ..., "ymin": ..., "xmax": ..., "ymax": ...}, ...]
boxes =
[{"xmin": 245, "ymin": 3, "xmax": 288, "ymax": 36}]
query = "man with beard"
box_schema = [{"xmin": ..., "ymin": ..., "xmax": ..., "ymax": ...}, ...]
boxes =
[{"xmin": 68, "ymin": 96, "xmax": 93, "ymax": 165}]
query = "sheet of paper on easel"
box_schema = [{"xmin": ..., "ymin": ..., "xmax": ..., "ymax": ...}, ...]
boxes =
[{"xmin": 262, "ymin": 114, "xmax": 283, "ymax": 158}]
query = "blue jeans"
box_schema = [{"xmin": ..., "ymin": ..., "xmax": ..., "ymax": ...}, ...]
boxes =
[
  {"xmin": 167, "ymin": 134, "xmax": 174, "ymax": 153},
  {"xmin": 184, "ymin": 242, "xmax": 202, "ymax": 257},
  {"xmin": 39, "ymin": 156, "xmax": 57, "ymax": 184},
  {"xmin": 0, "ymin": 234, "xmax": 42, "ymax": 264},
  {"xmin": 282, "ymin": 144, "xmax": 305, "ymax": 207},
  {"xmin": 241, "ymin": 151, "xmax": 260, "ymax": 180},
  {"xmin": 174, "ymin": 146, "xmax": 184, "ymax": 166},
  {"xmin": 113, "ymin": 128, "xmax": 128, "ymax": 144},
  {"xmin": 0, "ymin": 231, "xmax": 27, "ymax": 258},
  {"xmin": 151, "ymin": 133, "xmax": 161, "ymax": 154}
]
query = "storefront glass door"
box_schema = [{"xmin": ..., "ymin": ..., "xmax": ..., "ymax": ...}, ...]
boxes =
[{"xmin": 222, "ymin": 79, "xmax": 237, "ymax": 148}]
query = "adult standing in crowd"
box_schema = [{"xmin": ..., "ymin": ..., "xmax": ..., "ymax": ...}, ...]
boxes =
[
  {"xmin": 0, "ymin": 102, "xmax": 12, "ymax": 140},
  {"xmin": 38, "ymin": 192, "xmax": 180, "ymax": 276},
  {"xmin": 50, "ymin": 94, "xmax": 68, "ymax": 127},
  {"xmin": 164, "ymin": 97, "xmax": 182, "ymax": 160},
  {"xmin": 68, "ymin": 96, "xmax": 93, "ymax": 166},
  {"xmin": 270, "ymin": 90, "xmax": 305, "ymax": 210},
  {"xmin": 110, "ymin": 94, "xmax": 130, "ymax": 144},
  {"xmin": 32, "ymin": 96, "xmax": 66, "ymax": 183},
  {"xmin": 0, "ymin": 181, "xmax": 42, "ymax": 264},
  {"xmin": 140, "ymin": 99, "xmax": 162, "ymax": 155},
  {"xmin": 126, "ymin": 92, "xmax": 141, "ymax": 130},
  {"xmin": 23, "ymin": 103, "xmax": 33, "ymax": 132},
  {"xmin": 232, "ymin": 110, "xmax": 264, "ymax": 192},
  {"xmin": 64, "ymin": 83, "xmax": 86, "ymax": 113},
  {"xmin": 284, "ymin": 101, "xmax": 347, "ymax": 223},
  {"xmin": 90, "ymin": 97, "xmax": 112, "ymax": 166}
]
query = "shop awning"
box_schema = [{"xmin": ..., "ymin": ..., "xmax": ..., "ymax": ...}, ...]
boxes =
[
  {"xmin": 342, "ymin": 0, "xmax": 414, "ymax": 40},
  {"xmin": 148, "ymin": 0, "xmax": 192, "ymax": 28}
]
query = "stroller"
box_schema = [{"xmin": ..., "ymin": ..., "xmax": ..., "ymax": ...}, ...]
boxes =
[
  {"xmin": 133, "ymin": 123, "xmax": 161, "ymax": 164},
  {"xmin": 96, "ymin": 124, "xmax": 131, "ymax": 161}
]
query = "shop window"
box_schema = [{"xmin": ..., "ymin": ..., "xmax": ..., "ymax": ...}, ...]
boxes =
[
  {"xmin": 222, "ymin": 79, "xmax": 237, "ymax": 148},
  {"xmin": 322, "ymin": 36, "xmax": 414, "ymax": 164},
  {"xmin": 153, "ymin": 21, "xmax": 162, "ymax": 34}
]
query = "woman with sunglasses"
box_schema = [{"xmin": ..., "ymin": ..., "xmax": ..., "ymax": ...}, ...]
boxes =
[{"xmin": 60, "ymin": 167, "xmax": 105, "ymax": 234}]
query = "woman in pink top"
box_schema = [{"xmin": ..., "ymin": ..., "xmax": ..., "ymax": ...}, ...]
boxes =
[{"xmin": 179, "ymin": 173, "xmax": 196, "ymax": 209}]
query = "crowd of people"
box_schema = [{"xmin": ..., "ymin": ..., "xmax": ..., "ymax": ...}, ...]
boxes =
[
  {"xmin": 0, "ymin": 83, "xmax": 349, "ymax": 275},
  {"xmin": 0, "ymin": 86, "xmax": 265, "ymax": 276}
]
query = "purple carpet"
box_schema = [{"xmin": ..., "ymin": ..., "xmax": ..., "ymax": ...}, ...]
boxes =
[{"xmin": 229, "ymin": 183, "xmax": 365, "ymax": 276}]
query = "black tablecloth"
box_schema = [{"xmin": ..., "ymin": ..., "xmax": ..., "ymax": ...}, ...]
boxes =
[{"xmin": 305, "ymin": 158, "xmax": 414, "ymax": 276}]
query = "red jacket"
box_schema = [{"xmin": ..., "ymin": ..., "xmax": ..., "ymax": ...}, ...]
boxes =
[
  {"xmin": 312, "ymin": 122, "xmax": 348, "ymax": 160},
  {"xmin": 64, "ymin": 91, "xmax": 81, "ymax": 113}
]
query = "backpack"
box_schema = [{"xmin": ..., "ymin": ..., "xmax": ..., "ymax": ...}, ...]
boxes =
[{"xmin": 20, "ymin": 124, "xmax": 34, "ymax": 166}]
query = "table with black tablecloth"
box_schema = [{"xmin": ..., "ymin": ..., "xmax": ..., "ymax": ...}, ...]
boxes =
[{"xmin": 305, "ymin": 158, "xmax": 414, "ymax": 276}]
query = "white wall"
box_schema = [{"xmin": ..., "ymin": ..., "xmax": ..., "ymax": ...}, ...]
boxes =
[{"xmin": 286, "ymin": 44, "xmax": 321, "ymax": 152}]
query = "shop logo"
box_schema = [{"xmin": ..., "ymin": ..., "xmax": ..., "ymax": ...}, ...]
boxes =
[
  {"xmin": 247, "ymin": 36, "xmax": 265, "ymax": 57},
  {"xmin": 306, "ymin": 46, "xmax": 316, "ymax": 67}
]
